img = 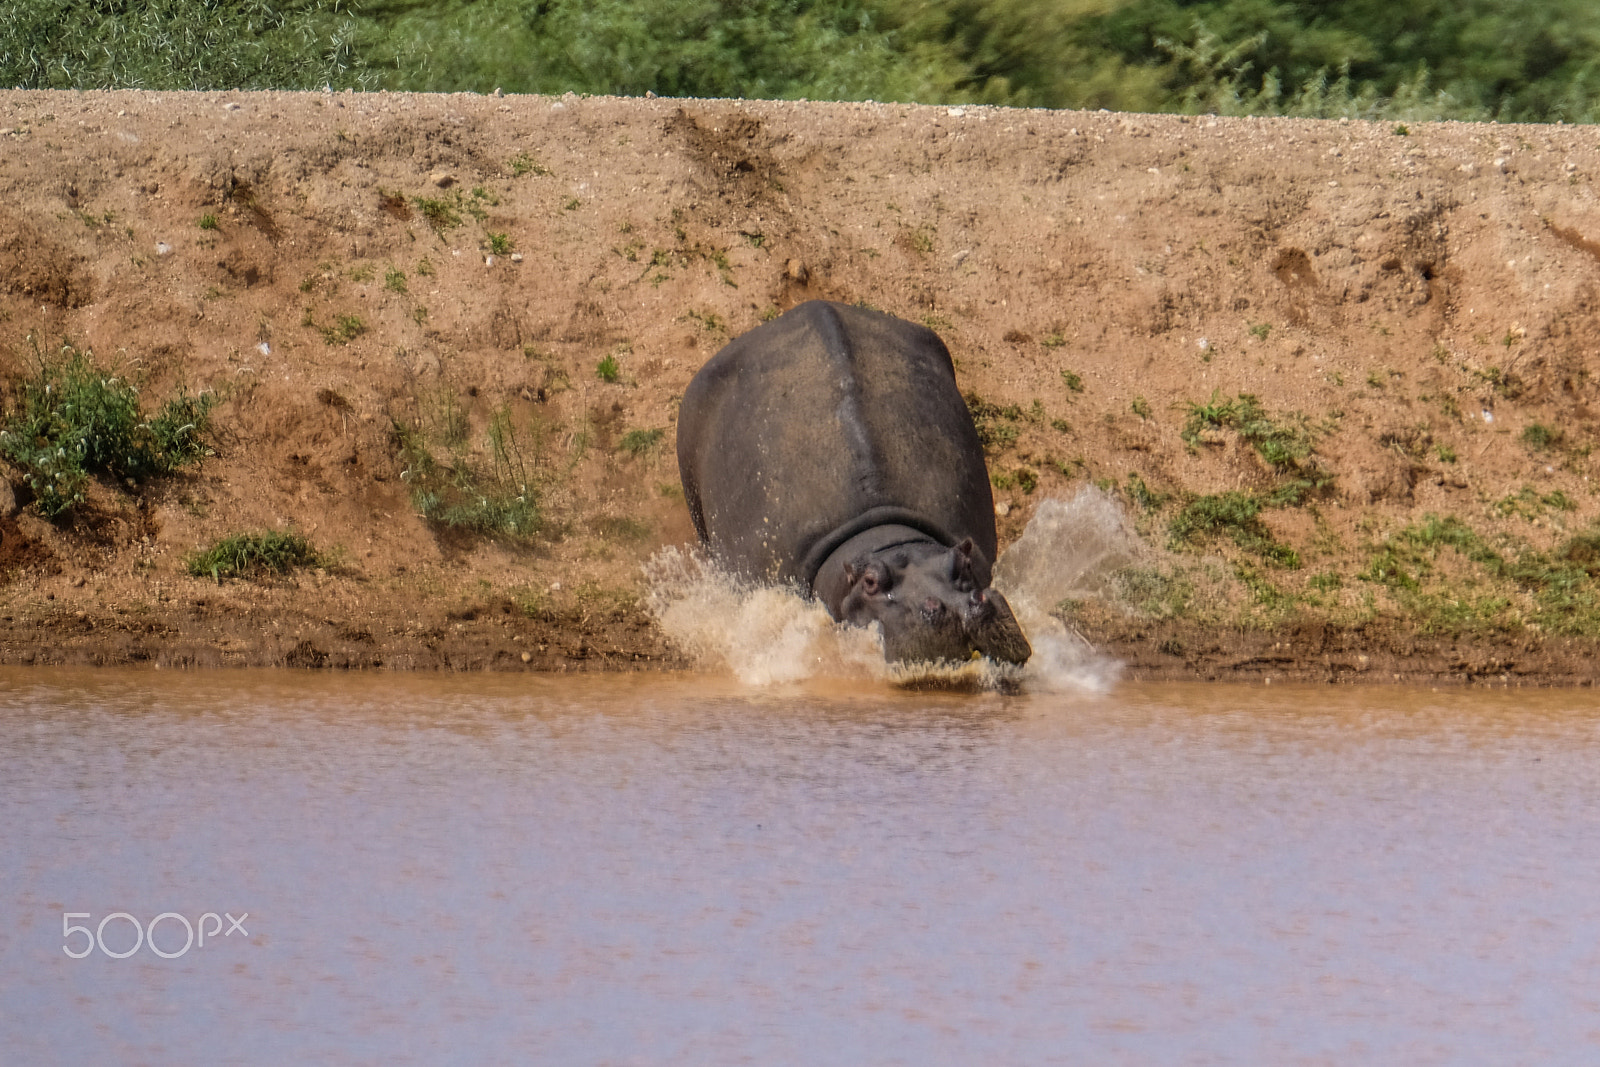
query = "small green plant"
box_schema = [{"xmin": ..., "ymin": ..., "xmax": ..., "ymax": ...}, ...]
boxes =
[
  {"xmin": 1308, "ymin": 570, "xmax": 1342, "ymax": 592},
  {"xmin": 1170, "ymin": 491, "xmax": 1300, "ymax": 567},
  {"xmin": 1060, "ymin": 370, "xmax": 1084, "ymax": 392},
  {"xmin": 1014, "ymin": 467, "xmax": 1038, "ymax": 494},
  {"xmin": 1131, "ymin": 395, "xmax": 1151, "ymax": 420},
  {"xmin": 1392, "ymin": 123, "xmax": 1409, "ymax": 136},
  {"xmin": 1248, "ymin": 321, "xmax": 1271, "ymax": 341},
  {"xmin": 187, "ymin": 531, "xmax": 321, "ymax": 581},
  {"xmin": 1494, "ymin": 485, "xmax": 1576, "ymax": 519},
  {"xmin": 1435, "ymin": 444, "xmax": 1458, "ymax": 463},
  {"xmin": 1521, "ymin": 423, "xmax": 1563, "ymax": 451},
  {"xmin": 683, "ymin": 309, "xmax": 725, "ymax": 332},
  {"xmin": 416, "ymin": 257, "xmax": 435, "ymax": 276},
  {"xmin": 596, "ymin": 353, "xmax": 620, "ymax": 383},
  {"xmin": 393, "ymin": 415, "xmax": 540, "ymax": 540},
  {"xmin": 562, "ymin": 196, "xmax": 581, "ymax": 211},
  {"xmin": 0, "ymin": 343, "xmax": 216, "ymax": 518},
  {"xmin": 618, "ymin": 428, "xmax": 664, "ymax": 456},
  {"xmin": 1125, "ymin": 473, "xmax": 1169, "ymax": 510},
  {"xmin": 1050, "ymin": 418, "xmax": 1071, "ymax": 434},
  {"xmin": 384, "ymin": 266, "xmax": 407, "ymax": 294},
  {"xmin": 486, "ymin": 232, "xmax": 513, "ymax": 255},
  {"xmin": 310, "ymin": 313, "xmax": 365, "ymax": 345},
  {"xmin": 1180, "ymin": 392, "xmax": 1328, "ymax": 488},
  {"xmin": 1042, "ymin": 333, "xmax": 1067, "ymax": 349},
  {"xmin": 413, "ymin": 195, "xmax": 461, "ymax": 232},
  {"xmin": 508, "ymin": 151, "xmax": 551, "ymax": 177},
  {"xmin": 198, "ymin": 213, "xmax": 219, "ymax": 230},
  {"xmin": 965, "ymin": 392, "xmax": 1023, "ymax": 452}
]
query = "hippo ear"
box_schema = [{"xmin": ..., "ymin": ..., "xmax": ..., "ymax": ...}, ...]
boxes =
[
  {"xmin": 843, "ymin": 561, "xmax": 860, "ymax": 585},
  {"xmin": 949, "ymin": 538, "xmax": 975, "ymax": 582}
]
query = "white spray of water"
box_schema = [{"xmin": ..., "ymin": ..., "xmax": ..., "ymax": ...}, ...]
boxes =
[
  {"xmin": 646, "ymin": 487, "xmax": 1142, "ymax": 693},
  {"xmin": 644, "ymin": 548, "xmax": 888, "ymax": 686},
  {"xmin": 991, "ymin": 487, "xmax": 1145, "ymax": 694}
]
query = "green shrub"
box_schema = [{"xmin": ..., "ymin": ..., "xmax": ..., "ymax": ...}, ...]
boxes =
[
  {"xmin": 618, "ymin": 427, "xmax": 663, "ymax": 455},
  {"xmin": 187, "ymin": 531, "xmax": 322, "ymax": 581},
  {"xmin": 1520, "ymin": 423, "xmax": 1563, "ymax": 451},
  {"xmin": 0, "ymin": 344, "xmax": 215, "ymax": 518},
  {"xmin": 1170, "ymin": 491, "xmax": 1300, "ymax": 567},
  {"xmin": 393, "ymin": 414, "xmax": 540, "ymax": 539},
  {"xmin": 596, "ymin": 353, "xmax": 620, "ymax": 382},
  {"xmin": 412, "ymin": 195, "xmax": 461, "ymax": 232}
]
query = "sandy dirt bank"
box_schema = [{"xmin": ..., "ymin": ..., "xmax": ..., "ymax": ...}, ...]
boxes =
[{"xmin": 4, "ymin": 88, "xmax": 1600, "ymax": 684}]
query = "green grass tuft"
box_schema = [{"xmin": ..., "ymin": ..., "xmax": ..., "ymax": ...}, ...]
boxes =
[
  {"xmin": 1170, "ymin": 491, "xmax": 1300, "ymax": 567},
  {"xmin": 618, "ymin": 428, "xmax": 663, "ymax": 455},
  {"xmin": 187, "ymin": 531, "xmax": 321, "ymax": 581}
]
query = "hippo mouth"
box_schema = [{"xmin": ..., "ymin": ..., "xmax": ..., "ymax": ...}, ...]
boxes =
[
  {"xmin": 880, "ymin": 586, "xmax": 1032, "ymax": 667},
  {"xmin": 964, "ymin": 587, "xmax": 1032, "ymax": 666}
]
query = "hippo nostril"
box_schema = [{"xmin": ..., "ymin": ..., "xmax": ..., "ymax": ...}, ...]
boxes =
[{"xmin": 923, "ymin": 597, "xmax": 941, "ymax": 613}]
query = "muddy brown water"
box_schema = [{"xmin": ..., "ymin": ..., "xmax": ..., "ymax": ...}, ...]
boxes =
[{"xmin": 2, "ymin": 668, "xmax": 1598, "ymax": 1064}]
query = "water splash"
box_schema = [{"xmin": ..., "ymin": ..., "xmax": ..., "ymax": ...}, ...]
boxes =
[
  {"xmin": 992, "ymin": 487, "xmax": 1143, "ymax": 694},
  {"xmin": 644, "ymin": 548, "xmax": 887, "ymax": 686},
  {"xmin": 646, "ymin": 488, "xmax": 1140, "ymax": 692}
]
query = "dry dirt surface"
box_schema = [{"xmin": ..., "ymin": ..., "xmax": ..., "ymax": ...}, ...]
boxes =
[{"xmin": 4, "ymin": 88, "xmax": 1600, "ymax": 684}]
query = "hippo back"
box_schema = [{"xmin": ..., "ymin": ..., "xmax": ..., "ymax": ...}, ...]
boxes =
[{"xmin": 676, "ymin": 300, "xmax": 997, "ymax": 587}]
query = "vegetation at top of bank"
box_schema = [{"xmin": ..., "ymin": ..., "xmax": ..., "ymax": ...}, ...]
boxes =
[
  {"xmin": 0, "ymin": 341, "xmax": 215, "ymax": 519},
  {"xmin": 8, "ymin": 0, "xmax": 1600, "ymax": 123}
]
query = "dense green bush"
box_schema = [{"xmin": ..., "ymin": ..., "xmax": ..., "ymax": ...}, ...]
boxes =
[
  {"xmin": 6, "ymin": 0, "xmax": 1600, "ymax": 122},
  {"xmin": 0, "ymin": 0, "xmax": 369, "ymax": 91},
  {"xmin": 0, "ymin": 345, "xmax": 215, "ymax": 518}
]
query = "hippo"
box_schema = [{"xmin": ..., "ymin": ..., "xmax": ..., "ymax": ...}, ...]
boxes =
[{"xmin": 676, "ymin": 300, "xmax": 1031, "ymax": 666}]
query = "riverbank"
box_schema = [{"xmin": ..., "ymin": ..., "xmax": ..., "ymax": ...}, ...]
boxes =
[{"xmin": 4, "ymin": 89, "xmax": 1600, "ymax": 683}]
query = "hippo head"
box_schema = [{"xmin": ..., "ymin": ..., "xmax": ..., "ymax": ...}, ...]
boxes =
[{"xmin": 838, "ymin": 538, "xmax": 1032, "ymax": 666}]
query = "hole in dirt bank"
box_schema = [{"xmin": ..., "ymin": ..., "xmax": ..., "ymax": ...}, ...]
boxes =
[
  {"xmin": 0, "ymin": 211, "xmax": 91, "ymax": 307},
  {"xmin": 0, "ymin": 516, "xmax": 55, "ymax": 579},
  {"xmin": 227, "ymin": 182, "xmax": 280, "ymax": 242},
  {"xmin": 378, "ymin": 191, "xmax": 412, "ymax": 221},
  {"xmin": 1270, "ymin": 247, "xmax": 1317, "ymax": 287},
  {"xmin": 664, "ymin": 108, "xmax": 782, "ymax": 204},
  {"xmin": 1546, "ymin": 220, "xmax": 1600, "ymax": 264}
]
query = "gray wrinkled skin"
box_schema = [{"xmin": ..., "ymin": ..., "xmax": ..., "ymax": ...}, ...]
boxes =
[
  {"xmin": 677, "ymin": 300, "xmax": 1032, "ymax": 667},
  {"xmin": 834, "ymin": 538, "xmax": 1031, "ymax": 666}
]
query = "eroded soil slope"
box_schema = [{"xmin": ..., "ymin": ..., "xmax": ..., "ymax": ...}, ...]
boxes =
[{"xmin": 4, "ymin": 89, "xmax": 1600, "ymax": 682}]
